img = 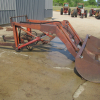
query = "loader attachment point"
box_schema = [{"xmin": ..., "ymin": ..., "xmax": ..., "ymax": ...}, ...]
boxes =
[{"xmin": 75, "ymin": 35, "xmax": 100, "ymax": 83}]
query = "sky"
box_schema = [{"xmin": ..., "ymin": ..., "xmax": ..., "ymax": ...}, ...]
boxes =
[{"xmin": 84, "ymin": 0, "xmax": 97, "ymax": 1}]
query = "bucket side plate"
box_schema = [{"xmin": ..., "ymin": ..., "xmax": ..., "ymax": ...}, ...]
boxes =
[{"xmin": 75, "ymin": 50, "xmax": 100, "ymax": 83}]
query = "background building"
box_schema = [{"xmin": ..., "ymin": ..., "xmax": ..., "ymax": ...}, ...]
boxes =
[
  {"xmin": 97, "ymin": 0, "xmax": 100, "ymax": 6},
  {"xmin": 0, "ymin": 0, "xmax": 53, "ymax": 25}
]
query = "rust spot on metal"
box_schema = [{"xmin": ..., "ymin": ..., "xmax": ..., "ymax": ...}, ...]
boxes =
[
  {"xmin": 0, "ymin": 26, "xmax": 3, "ymax": 30},
  {"xmin": 6, "ymin": 28, "xmax": 13, "ymax": 31}
]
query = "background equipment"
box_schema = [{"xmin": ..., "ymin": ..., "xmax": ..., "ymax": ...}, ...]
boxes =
[
  {"xmin": 60, "ymin": 3, "xmax": 71, "ymax": 15},
  {"xmin": 71, "ymin": 3, "xmax": 87, "ymax": 18}
]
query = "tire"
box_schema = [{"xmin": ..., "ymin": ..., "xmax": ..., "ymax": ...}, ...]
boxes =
[
  {"xmin": 71, "ymin": 9, "xmax": 75, "ymax": 17},
  {"xmin": 97, "ymin": 15, "xmax": 100, "ymax": 19},
  {"xmin": 96, "ymin": 10, "xmax": 99, "ymax": 13},
  {"xmin": 68, "ymin": 8, "xmax": 71, "ymax": 15},
  {"xmin": 95, "ymin": 15, "xmax": 100, "ymax": 19},
  {"xmin": 60, "ymin": 8, "xmax": 63, "ymax": 15},
  {"xmin": 95, "ymin": 11, "xmax": 100, "ymax": 19},
  {"xmin": 85, "ymin": 10, "xmax": 87, "ymax": 18},
  {"xmin": 89, "ymin": 10, "xmax": 92, "ymax": 16},
  {"xmin": 74, "ymin": 9, "xmax": 77, "ymax": 17}
]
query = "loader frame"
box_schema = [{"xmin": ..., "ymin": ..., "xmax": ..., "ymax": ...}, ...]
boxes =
[{"xmin": 2, "ymin": 15, "xmax": 82, "ymax": 57}]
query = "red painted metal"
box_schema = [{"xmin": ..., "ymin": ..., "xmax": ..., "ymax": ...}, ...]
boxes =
[
  {"xmin": 62, "ymin": 3, "xmax": 70, "ymax": 14},
  {"xmin": 18, "ymin": 37, "xmax": 40, "ymax": 49},
  {"xmin": 75, "ymin": 35, "xmax": 100, "ymax": 83},
  {"xmin": 2, "ymin": 19, "xmax": 81, "ymax": 57},
  {"xmin": 64, "ymin": 8, "xmax": 68, "ymax": 13},
  {"xmin": 18, "ymin": 27, "xmax": 36, "ymax": 38},
  {"xmin": 77, "ymin": 3, "xmax": 87, "ymax": 17},
  {"xmin": 76, "ymin": 35, "xmax": 89, "ymax": 59},
  {"xmin": 27, "ymin": 28, "xmax": 31, "ymax": 32},
  {"xmin": 91, "ymin": 9, "xmax": 96, "ymax": 15}
]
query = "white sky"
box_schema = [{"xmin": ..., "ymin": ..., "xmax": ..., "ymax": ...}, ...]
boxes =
[{"xmin": 84, "ymin": 0, "xmax": 97, "ymax": 1}]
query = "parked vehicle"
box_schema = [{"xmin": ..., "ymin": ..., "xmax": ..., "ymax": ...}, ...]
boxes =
[
  {"xmin": 60, "ymin": 3, "xmax": 71, "ymax": 15},
  {"xmin": 71, "ymin": 3, "xmax": 87, "ymax": 18}
]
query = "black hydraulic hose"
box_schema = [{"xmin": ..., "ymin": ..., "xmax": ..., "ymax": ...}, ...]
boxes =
[
  {"xmin": 20, "ymin": 21, "xmax": 62, "ymax": 25},
  {"xmin": 18, "ymin": 28, "xmax": 21, "ymax": 43}
]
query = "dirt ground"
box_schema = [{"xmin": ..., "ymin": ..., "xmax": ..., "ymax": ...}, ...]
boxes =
[{"xmin": 0, "ymin": 11, "xmax": 100, "ymax": 100}]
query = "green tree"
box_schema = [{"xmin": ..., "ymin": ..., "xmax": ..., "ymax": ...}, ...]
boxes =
[
  {"xmin": 83, "ymin": 1, "xmax": 89, "ymax": 6},
  {"xmin": 53, "ymin": 0, "xmax": 84, "ymax": 7},
  {"xmin": 73, "ymin": 0, "xmax": 84, "ymax": 6},
  {"xmin": 88, "ymin": 0, "xmax": 96, "ymax": 5},
  {"xmin": 53, "ymin": 0, "xmax": 64, "ymax": 6}
]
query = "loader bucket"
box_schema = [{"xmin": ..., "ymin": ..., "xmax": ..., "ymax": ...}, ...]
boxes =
[{"xmin": 75, "ymin": 35, "xmax": 100, "ymax": 83}]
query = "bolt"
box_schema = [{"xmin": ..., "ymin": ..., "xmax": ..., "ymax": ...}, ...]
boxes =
[
  {"xmin": 80, "ymin": 56, "xmax": 83, "ymax": 59},
  {"xmin": 89, "ymin": 34, "xmax": 91, "ymax": 37}
]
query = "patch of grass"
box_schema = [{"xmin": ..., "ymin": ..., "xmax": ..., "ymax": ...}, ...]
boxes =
[
  {"xmin": 86, "ymin": 5, "xmax": 100, "ymax": 8},
  {"xmin": 84, "ymin": 8, "xmax": 92, "ymax": 12},
  {"xmin": 53, "ymin": 6, "xmax": 62, "ymax": 11},
  {"xmin": 53, "ymin": 6, "xmax": 76, "ymax": 11}
]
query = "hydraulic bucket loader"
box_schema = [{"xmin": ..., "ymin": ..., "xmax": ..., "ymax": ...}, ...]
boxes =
[{"xmin": 1, "ymin": 15, "xmax": 100, "ymax": 83}]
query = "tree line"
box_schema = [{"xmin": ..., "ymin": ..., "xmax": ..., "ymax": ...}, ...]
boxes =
[{"xmin": 53, "ymin": 0, "xmax": 97, "ymax": 7}]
